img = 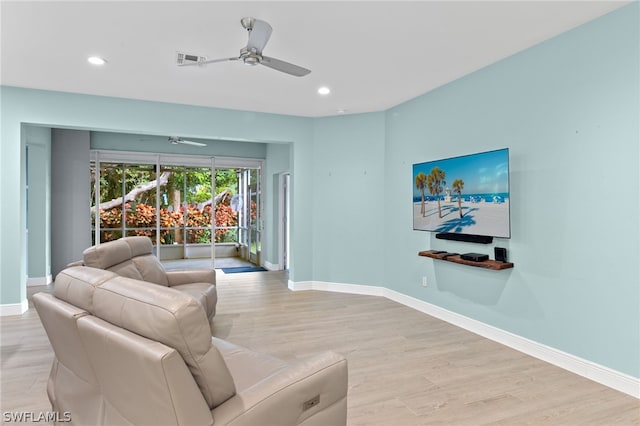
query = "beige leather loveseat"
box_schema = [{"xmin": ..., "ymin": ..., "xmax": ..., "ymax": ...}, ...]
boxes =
[
  {"xmin": 33, "ymin": 266, "xmax": 348, "ymax": 426},
  {"xmin": 81, "ymin": 236, "xmax": 217, "ymax": 321}
]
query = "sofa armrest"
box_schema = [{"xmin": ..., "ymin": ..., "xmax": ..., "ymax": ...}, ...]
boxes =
[
  {"xmin": 166, "ymin": 269, "xmax": 215, "ymax": 287},
  {"xmin": 211, "ymin": 351, "xmax": 348, "ymax": 426}
]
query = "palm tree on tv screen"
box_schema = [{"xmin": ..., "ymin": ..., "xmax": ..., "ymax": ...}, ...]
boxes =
[
  {"xmin": 415, "ymin": 172, "xmax": 428, "ymax": 216},
  {"xmin": 427, "ymin": 167, "xmax": 446, "ymax": 218},
  {"xmin": 452, "ymin": 179, "xmax": 464, "ymax": 218}
]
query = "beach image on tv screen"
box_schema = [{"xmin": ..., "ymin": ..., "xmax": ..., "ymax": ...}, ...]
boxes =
[{"xmin": 413, "ymin": 148, "xmax": 510, "ymax": 238}]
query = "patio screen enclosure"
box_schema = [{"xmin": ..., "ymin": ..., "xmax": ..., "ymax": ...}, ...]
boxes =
[{"xmin": 90, "ymin": 151, "xmax": 262, "ymax": 265}]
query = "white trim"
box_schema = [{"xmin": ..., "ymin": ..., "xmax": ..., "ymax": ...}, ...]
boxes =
[
  {"xmin": 277, "ymin": 172, "xmax": 290, "ymax": 272},
  {"xmin": 0, "ymin": 299, "xmax": 29, "ymax": 316},
  {"xmin": 263, "ymin": 261, "xmax": 280, "ymax": 271},
  {"xmin": 92, "ymin": 149, "xmax": 264, "ymax": 169},
  {"xmin": 290, "ymin": 280, "xmax": 640, "ymax": 399},
  {"xmin": 277, "ymin": 173, "xmax": 285, "ymax": 272},
  {"xmin": 289, "ymin": 280, "xmax": 313, "ymax": 291},
  {"xmin": 309, "ymin": 280, "xmax": 385, "ymax": 296},
  {"xmin": 27, "ymin": 275, "xmax": 53, "ymax": 287}
]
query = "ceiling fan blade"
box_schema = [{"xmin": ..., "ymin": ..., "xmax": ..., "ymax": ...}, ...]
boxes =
[
  {"xmin": 169, "ymin": 137, "xmax": 206, "ymax": 147},
  {"xmin": 180, "ymin": 57, "xmax": 238, "ymax": 67},
  {"xmin": 177, "ymin": 140, "xmax": 207, "ymax": 147},
  {"xmin": 261, "ymin": 56, "xmax": 311, "ymax": 77},
  {"xmin": 201, "ymin": 57, "xmax": 239, "ymax": 66},
  {"xmin": 246, "ymin": 18, "xmax": 272, "ymax": 54}
]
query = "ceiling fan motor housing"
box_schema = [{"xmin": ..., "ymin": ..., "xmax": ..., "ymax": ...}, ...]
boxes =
[
  {"xmin": 240, "ymin": 47, "xmax": 261, "ymax": 65},
  {"xmin": 240, "ymin": 17, "xmax": 255, "ymax": 30}
]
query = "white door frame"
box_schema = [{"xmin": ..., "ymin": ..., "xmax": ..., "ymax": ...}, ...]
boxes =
[{"xmin": 277, "ymin": 172, "xmax": 290, "ymax": 270}]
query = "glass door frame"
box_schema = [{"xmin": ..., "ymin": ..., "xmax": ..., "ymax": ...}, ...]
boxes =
[
  {"xmin": 91, "ymin": 150, "xmax": 264, "ymax": 267},
  {"xmin": 236, "ymin": 167, "xmax": 262, "ymax": 265}
]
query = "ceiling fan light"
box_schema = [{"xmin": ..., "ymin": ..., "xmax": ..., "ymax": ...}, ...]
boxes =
[
  {"xmin": 243, "ymin": 57, "xmax": 260, "ymax": 66},
  {"xmin": 87, "ymin": 56, "xmax": 106, "ymax": 65},
  {"xmin": 318, "ymin": 86, "xmax": 331, "ymax": 95}
]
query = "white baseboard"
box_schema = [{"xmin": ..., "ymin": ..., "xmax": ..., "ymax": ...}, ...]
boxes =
[
  {"xmin": 289, "ymin": 280, "xmax": 313, "ymax": 291},
  {"xmin": 263, "ymin": 261, "xmax": 280, "ymax": 271},
  {"xmin": 291, "ymin": 280, "xmax": 640, "ymax": 399},
  {"xmin": 27, "ymin": 274, "xmax": 53, "ymax": 287},
  {"xmin": 0, "ymin": 299, "xmax": 29, "ymax": 316},
  {"xmin": 300, "ymin": 280, "xmax": 385, "ymax": 296}
]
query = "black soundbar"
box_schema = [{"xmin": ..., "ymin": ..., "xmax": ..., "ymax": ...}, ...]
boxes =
[{"xmin": 435, "ymin": 232, "xmax": 493, "ymax": 244}]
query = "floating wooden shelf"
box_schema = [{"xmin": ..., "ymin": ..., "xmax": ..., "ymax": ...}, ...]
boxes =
[{"xmin": 418, "ymin": 250, "xmax": 514, "ymax": 270}]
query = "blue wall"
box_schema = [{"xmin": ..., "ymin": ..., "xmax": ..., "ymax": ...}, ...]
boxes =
[
  {"xmin": 25, "ymin": 126, "xmax": 52, "ymax": 280},
  {"xmin": 264, "ymin": 142, "xmax": 292, "ymax": 268},
  {"xmin": 1, "ymin": 4, "xmax": 637, "ymax": 378},
  {"xmin": 311, "ymin": 113, "xmax": 387, "ymax": 285},
  {"xmin": 381, "ymin": 3, "xmax": 639, "ymax": 376}
]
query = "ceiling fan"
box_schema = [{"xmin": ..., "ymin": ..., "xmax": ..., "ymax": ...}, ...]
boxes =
[
  {"xmin": 176, "ymin": 17, "xmax": 311, "ymax": 77},
  {"xmin": 168, "ymin": 136, "xmax": 206, "ymax": 147}
]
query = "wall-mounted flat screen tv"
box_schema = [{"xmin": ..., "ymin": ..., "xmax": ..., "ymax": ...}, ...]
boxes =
[{"xmin": 413, "ymin": 148, "xmax": 510, "ymax": 239}]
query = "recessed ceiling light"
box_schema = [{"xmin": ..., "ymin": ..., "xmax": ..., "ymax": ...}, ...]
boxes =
[
  {"xmin": 317, "ymin": 86, "xmax": 331, "ymax": 95},
  {"xmin": 87, "ymin": 56, "xmax": 107, "ymax": 65},
  {"xmin": 337, "ymin": 109, "xmax": 347, "ymax": 114}
]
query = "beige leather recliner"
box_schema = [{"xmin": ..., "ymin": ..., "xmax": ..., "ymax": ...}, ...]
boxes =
[
  {"xmin": 33, "ymin": 266, "xmax": 348, "ymax": 426},
  {"xmin": 81, "ymin": 236, "xmax": 217, "ymax": 320}
]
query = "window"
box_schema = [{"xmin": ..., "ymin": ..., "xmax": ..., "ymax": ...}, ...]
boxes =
[{"xmin": 90, "ymin": 151, "xmax": 262, "ymax": 264}]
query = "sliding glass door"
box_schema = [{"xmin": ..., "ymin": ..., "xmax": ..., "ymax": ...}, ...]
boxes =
[
  {"xmin": 237, "ymin": 168, "xmax": 261, "ymax": 265},
  {"xmin": 90, "ymin": 151, "xmax": 263, "ymax": 267}
]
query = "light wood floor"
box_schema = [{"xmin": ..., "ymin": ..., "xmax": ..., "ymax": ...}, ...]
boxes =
[{"xmin": 2, "ymin": 271, "xmax": 639, "ymax": 425}]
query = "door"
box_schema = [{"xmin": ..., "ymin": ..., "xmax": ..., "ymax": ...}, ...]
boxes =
[
  {"xmin": 90, "ymin": 152, "xmax": 263, "ymax": 267},
  {"xmin": 237, "ymin": 168, "xmax": 262, "ymax": 265}
]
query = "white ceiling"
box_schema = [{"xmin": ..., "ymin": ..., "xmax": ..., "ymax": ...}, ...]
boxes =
[{"xmin": 1, "ymin": 1, "xmax": 628, "ymax": 117}]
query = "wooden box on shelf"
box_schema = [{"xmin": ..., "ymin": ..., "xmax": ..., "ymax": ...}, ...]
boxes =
[{"xmin": 418, "ymin": 250, "xmax": 514, "ymax": 270}]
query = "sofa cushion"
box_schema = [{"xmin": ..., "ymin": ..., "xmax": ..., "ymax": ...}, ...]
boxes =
[
  {"xmin": 213, "ymin": 337, "xmax": 287, "ymax": 392},
  {"xmin": 32, "ymin": 292, "xmax": 106, "ymax": 426},
  {"xmin": 91, "ymin": 276, "xmax": 235, "ymax": 408},
  {"xmin": 76, "ymin": 316, "xmax": 213, "ymax": 425},
  {"xmin": 53, "ymin": 267, "xmax": 118, "ymax": 312},
  {"xmin": 83, "ymin": 238, "xmax": 132, "ymax": 270},
  {"xmin": 122, "ymin": 235, "xmax": 154, "ymax": 257},
  {"xmin": 106, "ymin": 260, "xmax": 145, "ymax": 281},
  {"xmin": 131, "ymin": 255, "xmax": 169, "ymax": 286},
  {"xmin": 32, "ymin": 293, "xmax": 96, "ymax": 386},
  {"xmin": 171, "ymin": 282, "xmax": 217, "ymax": 319},
  {"xmin": 121, "ymin": 237, "xmax": 169, "ymax": 284}
]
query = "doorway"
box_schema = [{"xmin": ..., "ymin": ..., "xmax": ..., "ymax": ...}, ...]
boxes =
[{"xmin": 90, "ymin": 151, "xmax": 263, "ymax": 269}]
